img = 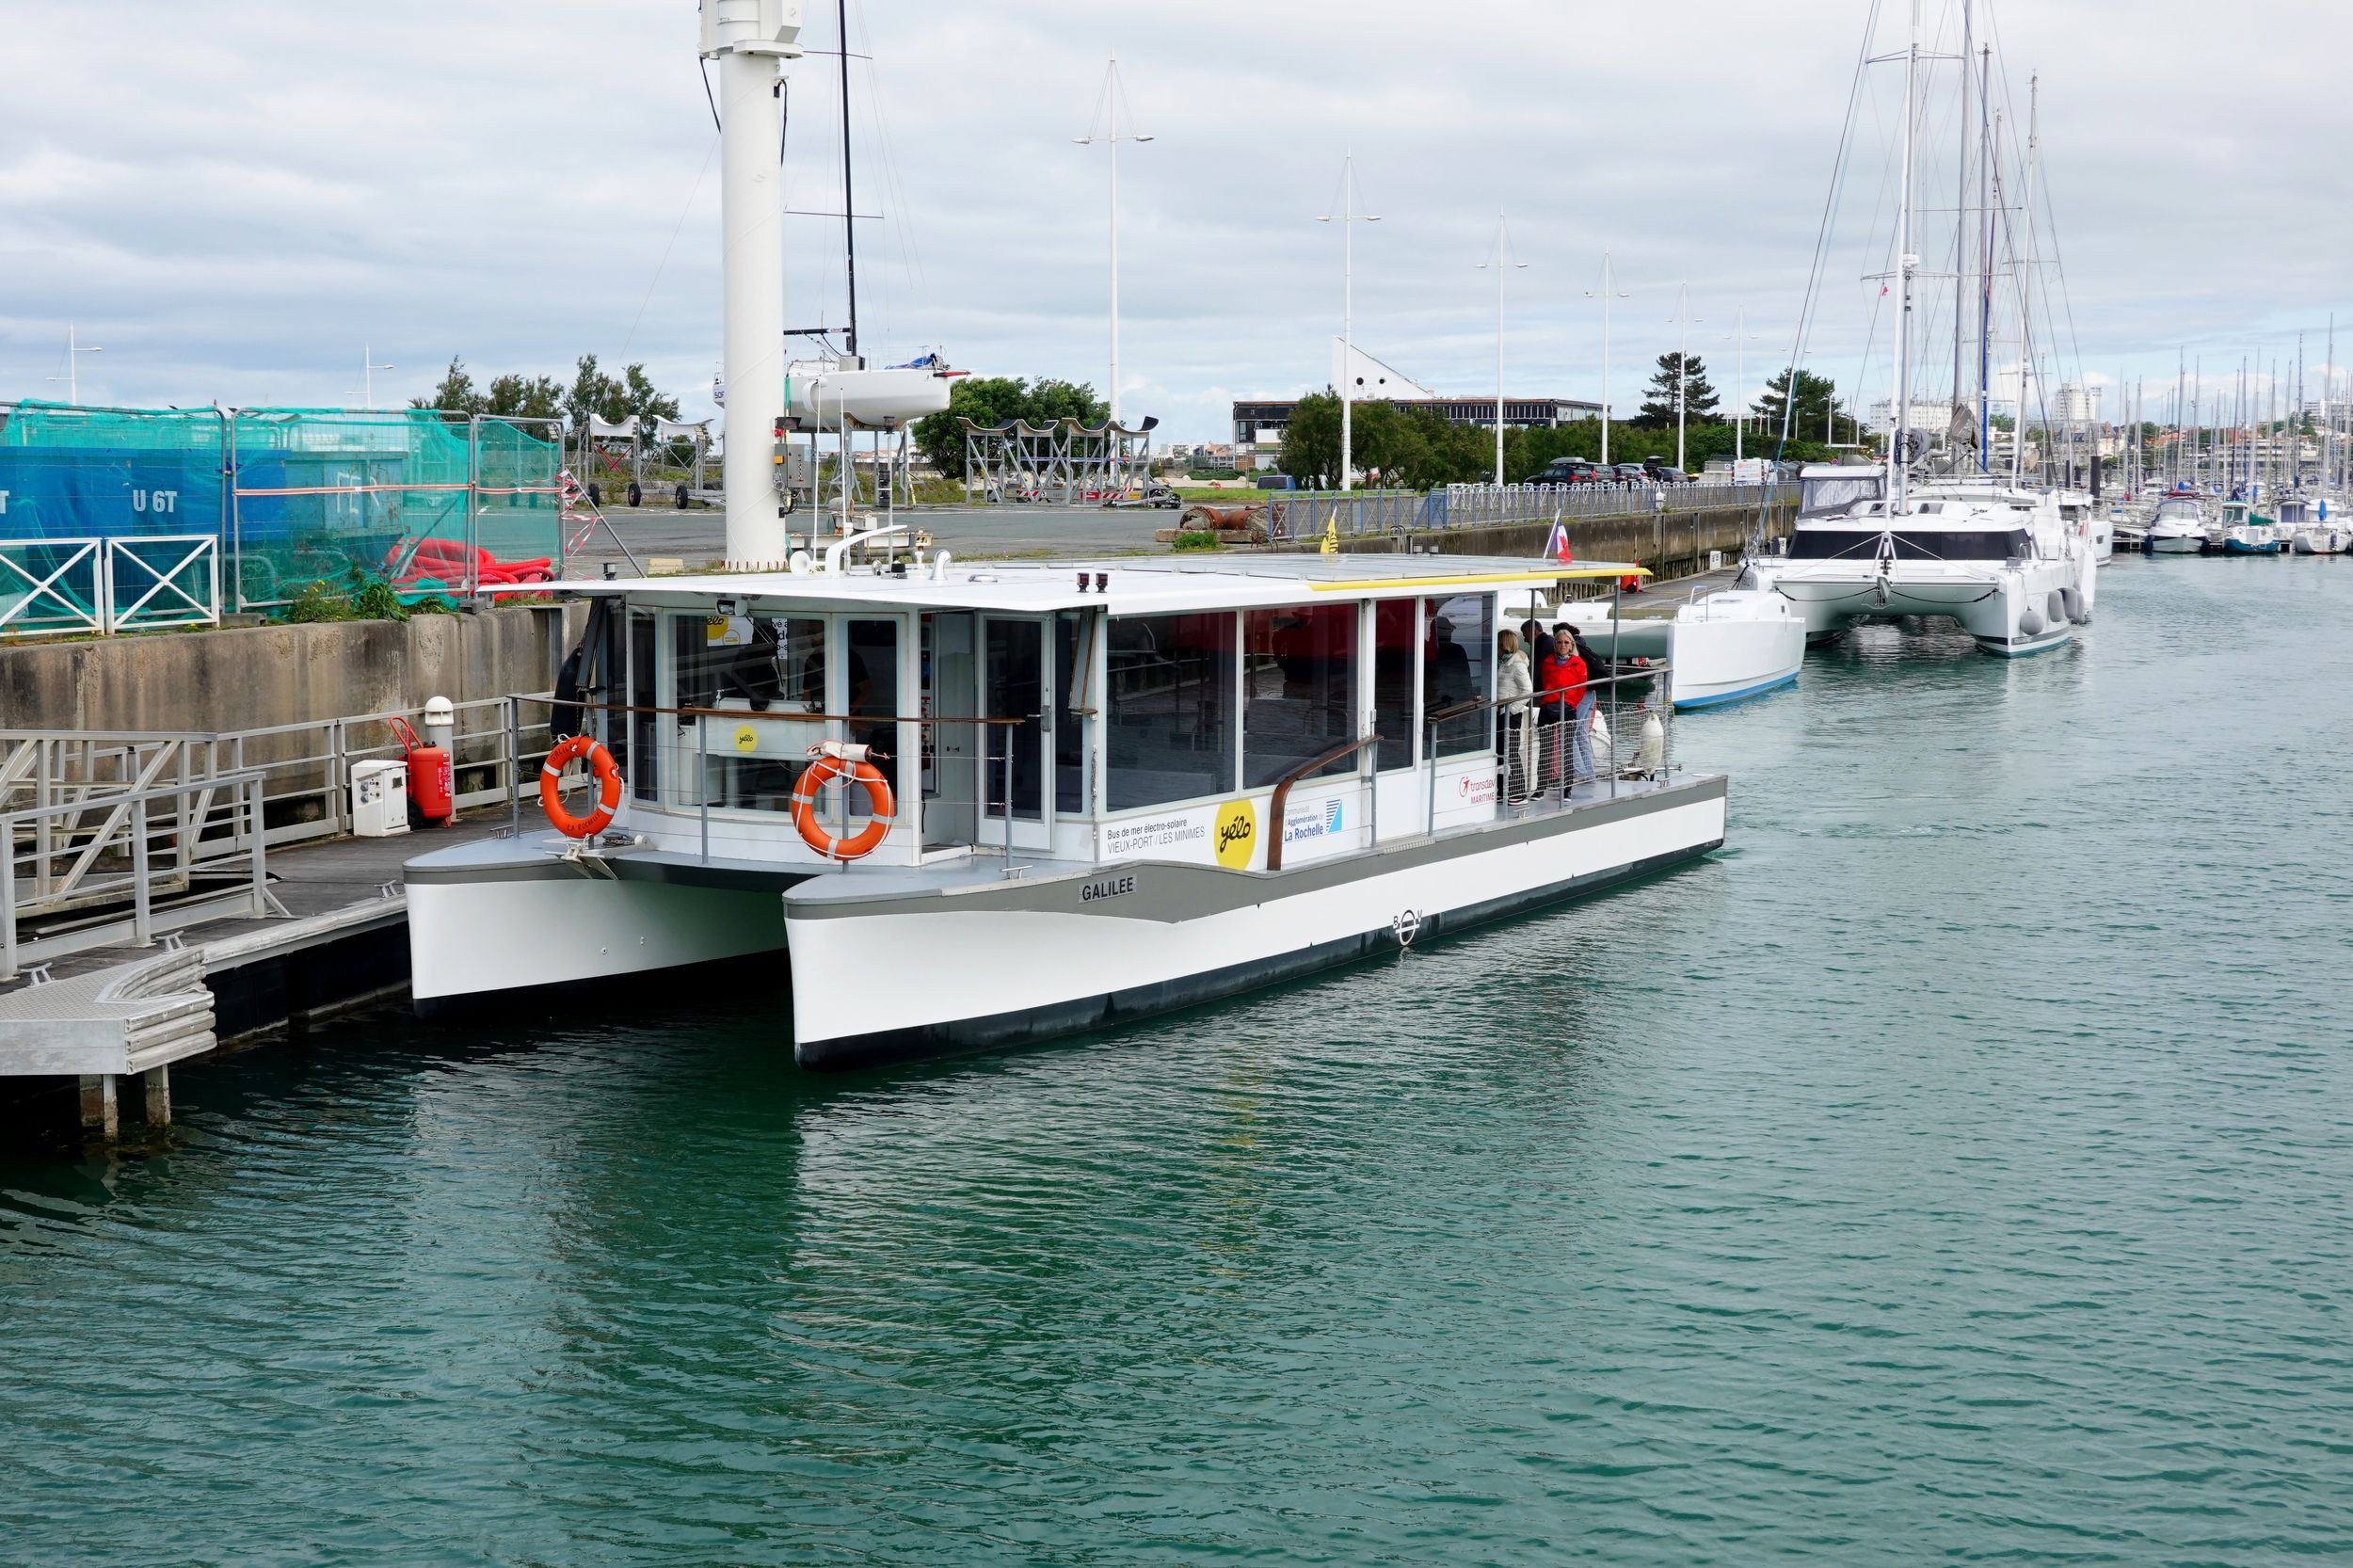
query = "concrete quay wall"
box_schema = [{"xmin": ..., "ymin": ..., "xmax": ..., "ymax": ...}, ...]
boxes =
[
  {"xmin": 0, "ymin": 603, "xmax": 582, "ymax": 735},
  {"xmin": 1278, "ymin": 499, "xmax": 1794, "ymax": 579}
]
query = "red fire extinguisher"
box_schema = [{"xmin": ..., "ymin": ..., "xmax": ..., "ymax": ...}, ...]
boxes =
[{"xmin": 388, "ymin": 716, "xmax": 455, "ymax": 827}]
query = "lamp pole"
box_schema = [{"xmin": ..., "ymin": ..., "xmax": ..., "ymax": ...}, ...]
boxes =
[
  {"xmin": 1077, "ymin": 59, "xmax": 1152, "ymax": 429},
  {"xmin": 1319, "ymin": 155, "xmax": 1379, "ymax": 491},
  {"xmin": 1669, "ymin": 282, "xmax": 1702, "ymax": 472},
  {"xmin": 1721, "ymin": 306, "xmax": 1760, "ymax": 462},
  {"xmin": 1477, "ymin": 211, "xmax": 1528, "ymax": 486},
  {"xmin": 357, "ymin": 345, "xmax": 394, "ymax": 411},
  {"xmin": 1586, "ymin": 252, "xmax": 1627, "ymax": 468},
  {"xmin": 46, "ymin": 322, "xmax": 102, "ymax": 406}
]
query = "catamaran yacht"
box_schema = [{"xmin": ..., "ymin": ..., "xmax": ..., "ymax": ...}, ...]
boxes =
[
  {"xmin": 2279, "ymin": 496, "xmax": 2350, "ymax": 554},
  {"xmin": 1746, "ymin": 477, "xmax": 2095, "ymax": 656},
  {"xmin": 2143, "ymin": 488, "xmax": 2211, "ymax": 554},
  {"xmin": 404, "ymin": 553, "xmax": 1727, "ymax": 1068}
]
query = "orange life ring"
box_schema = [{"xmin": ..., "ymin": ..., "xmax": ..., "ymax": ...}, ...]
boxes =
[
  {"xmin": 791, "ymin": 752, "xmax": 895, "ymax": 861},
  {"xmin": 541, "ymin": 734, "xmax": 622, "ymax": 839}
]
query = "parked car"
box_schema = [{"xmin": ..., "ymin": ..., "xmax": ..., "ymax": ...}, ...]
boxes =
[
  {"xmin": 1255, "ymin": 473, "xmax": 1298, "ymax": 491},
  {"xmin": 1534, "ymin": 457, "xmax": 1604, "ymax": 487},
  {"xmin": 1105, "ymin": 482, "xmax": 1181, "ymax": 509},
  {"xmin": 1609, "ymin": 462, "xmax": 1650, "ymax": 485},
  {"xmin": 1644, "ymin": 464, "xmax": 1693, "ymax": 485}
]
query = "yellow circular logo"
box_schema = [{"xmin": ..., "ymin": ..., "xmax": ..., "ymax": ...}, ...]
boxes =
[
  {"xmin": 734, "ymin": 725, "xmax": 759, "ymax": 754},
  {"xmin": 1212, "ymin": 799, "xmax": 1257, "ymax": 870}
]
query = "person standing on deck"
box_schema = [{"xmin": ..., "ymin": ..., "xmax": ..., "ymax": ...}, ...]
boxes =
[
  {"xmin": 1495, "ymin": 630, "xmax": 1535, "ymax": 804},
  {"xmin": 1537, "ymin": 625, "xmax": 1590, "ymax": 796},
  {"xmin": 1560, "ymin": 624, "xmax": 1602, "ymax": 789}
]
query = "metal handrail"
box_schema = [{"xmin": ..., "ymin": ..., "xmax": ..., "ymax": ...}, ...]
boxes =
[{"xmin": 2, "ymin": 768, "xmax": 274, "ymax": 982}]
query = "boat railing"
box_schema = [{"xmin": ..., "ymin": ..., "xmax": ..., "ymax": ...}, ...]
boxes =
[
  {"xmin": 508, "ymin": 695, "xmax": 1033, "ymax": 864},
  {"xmin": 1425, "ymin": 665, "xmax": 1676, "ymax": 822}
]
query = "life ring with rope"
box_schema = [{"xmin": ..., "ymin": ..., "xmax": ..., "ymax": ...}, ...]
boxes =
[
  {"xmin": 540, "ymin": 734, "xmax": 623, "ymax": 839},
  {"xmin": 791, "ymin": 742, "xmax": 895, "ymax": 861}
]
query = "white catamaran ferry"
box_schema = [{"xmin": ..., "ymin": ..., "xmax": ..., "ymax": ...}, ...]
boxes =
[{"xmin": 404, "ymin": 555, "xmax": 1728, "ymax": 1068}]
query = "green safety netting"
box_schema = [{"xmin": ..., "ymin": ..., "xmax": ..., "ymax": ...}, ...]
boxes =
[{"xmin": 0, "ymin": 401, "xmax": 564, "ymax": 614}]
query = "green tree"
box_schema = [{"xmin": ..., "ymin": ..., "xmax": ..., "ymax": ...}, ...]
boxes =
[
  {"xmin": 1276, "ymin": 392, "xmax": 1342, "ymax": 487},
  {"xmin": 1750, "ymin": 366, "xmax": 1844, "ymax": 442},
  {"xmin": 566, "ymin": 354, "xmax": 625, "ymax": 428},
  {"xmin": 484, "ymin": 373, "xmax": 565, "ymax": 421},
  {"xmin": 1637, "ymin": 353, "xmax": 1719, "ymax": 426},
  {"xmin": 412, "ymin": 357, "xmax": 485, "ymax": 421},
  {"xmin": 911, "ymin": 376, "xmax": 1110, "ymax": 477},
  {"xmin": 617, "ymin": 362, "xmax": 681, "ymax": 424}
]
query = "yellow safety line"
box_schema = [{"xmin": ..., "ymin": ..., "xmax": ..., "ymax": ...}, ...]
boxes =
[{"xmin": 1310, "ymin": 566, "xmax": 1651, "ymax": 591}]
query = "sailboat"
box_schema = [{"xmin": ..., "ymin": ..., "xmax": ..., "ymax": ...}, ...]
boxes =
[{"xmin": 1745, "ymin": 0, "xmax": 2094, "ymax": 656}]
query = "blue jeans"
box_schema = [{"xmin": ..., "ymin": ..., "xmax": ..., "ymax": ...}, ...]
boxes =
[{"xmin": 1569, "ymin": 694, "xmax": 1597, "ymax": 787}]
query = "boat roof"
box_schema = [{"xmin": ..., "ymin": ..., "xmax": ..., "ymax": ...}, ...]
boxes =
[{"xmin": 550, "ymin": 553, "xmax": 1650, "ymax": 615}]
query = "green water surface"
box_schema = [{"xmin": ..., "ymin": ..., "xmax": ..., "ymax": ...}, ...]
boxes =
[{"xmin": 5, "ymin": 556, "xmax": 2351, "ymax": 1565}]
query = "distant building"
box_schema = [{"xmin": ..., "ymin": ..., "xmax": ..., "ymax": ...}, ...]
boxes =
[
  {"xmin": 2053, "ymin": 382, "xmax": 2101, "ymax": 425},
  {"xmin": 1233, "ymin": 343, "xmax": 1598, "ymax": 471}
]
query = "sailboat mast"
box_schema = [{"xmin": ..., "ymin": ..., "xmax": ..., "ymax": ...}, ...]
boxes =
[
  {"xmin": 837, "ymin": 0, "xmax": 858, "ymax": 361},
  {"xmin": 2015, "ymin": 73, "xmax": 2039, "ymax": 486},
  {"xmin": 1952, "ymin": 0, "xmax": 1971, "ymax": 449},
  {"xmin": 1892, "ymin": 0, "xmax": 1920, "ymax": 510},
  {"xmin": 1977, "ymin": 46, "xmax": 1993, "ymax": 472}
]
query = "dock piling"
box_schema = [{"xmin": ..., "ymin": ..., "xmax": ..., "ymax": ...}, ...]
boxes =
[{"xmin": 78, "ymin": 1073, "xmax": 118, "ymax": 1141}]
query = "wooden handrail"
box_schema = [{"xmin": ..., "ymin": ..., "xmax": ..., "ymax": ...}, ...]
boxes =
[{"xmin": 1266, "ymin": 733, "xmax": 1383, "ymax": 872}]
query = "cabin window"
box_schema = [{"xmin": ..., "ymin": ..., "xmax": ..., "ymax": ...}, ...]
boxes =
[
  {"xmin": 844, "ymin": 619, "xmax": 900, "ymax": 811},
  {"xmin": 1371, "ymin": 598, "xmax": 1420, "ymax": 771},
  {"xmin": 629, "ymin": 610, "xmax": 657, "ymax": 802},
  {"xmin": 1055, "ymin": 612, "xmax": 1088, "ymax": 815},
  {"xmin": 1425, "ymin": 594, "xmax": 1492, "ymax": 759},
  {"xmin": 1105, "ymin": 613, "xmax": 1235, "ymax": 809},
  {"xmin": 665, "ymin": 613, "xmax": 829, "ymax": 810},
  {"xmin": 1242, "ymin": 602, "xmax": 1360, "ymax": 788}
]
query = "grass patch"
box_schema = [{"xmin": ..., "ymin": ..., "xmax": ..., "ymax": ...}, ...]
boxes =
[{"xmin": 1170, "ymin": 531, "xmax": 1223, "ymax": 552}]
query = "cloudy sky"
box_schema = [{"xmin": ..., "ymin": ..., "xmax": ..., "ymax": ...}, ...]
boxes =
[{"xmin": 5, "ymin": 1, "xmax": 2350, "ymax": 440}]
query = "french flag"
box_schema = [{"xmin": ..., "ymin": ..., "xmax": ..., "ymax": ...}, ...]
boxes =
[{"xmin": 1545, "ymin": 520, "xmax": 1574, "ymax": 562}]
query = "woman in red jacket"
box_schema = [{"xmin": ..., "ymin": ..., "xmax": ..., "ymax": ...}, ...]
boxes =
[{"xmin": 1535, "ymin": 627, "xmax": 1587, "ymax": 798}]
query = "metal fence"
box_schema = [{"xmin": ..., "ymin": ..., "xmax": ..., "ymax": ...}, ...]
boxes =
[{"xmin": 1265, "ymin": 482, "xmax": 1796, "ymax": 540}]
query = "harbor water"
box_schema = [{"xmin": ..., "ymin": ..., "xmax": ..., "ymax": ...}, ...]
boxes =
[{"xmin": 5, "ymin": 557, "xmax": 2350, "ymax": 1564}]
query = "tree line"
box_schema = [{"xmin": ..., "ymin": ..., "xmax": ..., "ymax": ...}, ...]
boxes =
[
  {"xmin": 411, "ymin": 355, "xmax": 683, "ymax": 429},
  {"xmin": 1278, "ymin": 360, "xmax": 1858, "ymax": 488}
]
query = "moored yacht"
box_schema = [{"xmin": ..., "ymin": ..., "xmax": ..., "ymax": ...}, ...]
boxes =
[
  {"xmin": 2143, "ymin": 488, "xmax": 2211, "ymax": 553},
  {"xmin": 1746, "ymin": 479, "xmax": 2093, "ymax": 656},
  {"xmin": 405, "ymin": 553, "xmax": 1728, "ymax": 1067}
]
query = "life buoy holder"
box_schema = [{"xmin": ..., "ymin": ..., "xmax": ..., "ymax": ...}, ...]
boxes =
[
  {"xmin": 791, "ymin": 743, "xmax": 895, "ymax": 861},
  {"xmin": 541, "ymin": 734, "xmax": 623, "ymax": 839}
]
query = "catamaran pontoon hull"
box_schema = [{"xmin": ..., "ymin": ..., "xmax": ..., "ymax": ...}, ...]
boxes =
[{"xmin": 784, "ymin": 775, "xmax": 1726, "ymax": 1069}]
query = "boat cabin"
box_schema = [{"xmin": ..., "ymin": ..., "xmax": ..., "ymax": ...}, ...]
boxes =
[{"xmin": 552, "ymin": 555, "xmax": 1649, "ymax": 874}]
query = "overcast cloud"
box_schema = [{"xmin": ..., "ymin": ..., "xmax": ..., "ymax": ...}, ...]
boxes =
[{"xmin": 5, "ymin": 1, "xmax": 2349, "ymax": 440}]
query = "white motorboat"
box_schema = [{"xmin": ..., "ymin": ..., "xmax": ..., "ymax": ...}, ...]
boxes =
[
  {"xmin": 2143, "ymin": 491, "xmax": 2210, "ymax": 554},
  {"xmin": 2278, "ymin": 497, "xmax": 2351, "ymax": 554},
  {"xmin": 2054, "ymin": 489, "xmax": 2112, "ymax": 563},
  {"xmin": 405, "ymin": 553, "xmax": 1726, "ymax": 1068},
  {"xmin": 1747, "ymin": 479, "xmax": 2094, "ymax": 657},
  {"xmin": 1514, "ymin": 589, "xmax": 1805, "ymax": 710}
]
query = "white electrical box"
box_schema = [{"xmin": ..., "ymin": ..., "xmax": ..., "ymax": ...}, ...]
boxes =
[{"xmin": 351, "ymin": 760, "xmax": 410, "ymax": 838}]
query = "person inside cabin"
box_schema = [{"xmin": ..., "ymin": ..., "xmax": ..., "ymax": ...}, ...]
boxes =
[
  {"xmin": 1426, "ymin": 615, "xmax": 1472, "ymax": 709},
  {"xmin": 1537, "ymin": 624, "xmax": 1590, "ymax": 797},
  {"xmin": 1495, "ymin": 629, "xmax": 1534, "ymax": 805}
]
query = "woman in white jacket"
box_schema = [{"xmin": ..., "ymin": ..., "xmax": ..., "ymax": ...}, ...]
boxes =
[{"xmin": 1494, "ymin": 629, "xmax": 1535, "ymax": 804}]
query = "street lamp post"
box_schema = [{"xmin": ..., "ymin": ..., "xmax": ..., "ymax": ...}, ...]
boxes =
[
  {"xmin": 1668, "ymin": 282, "xmax": 1702, "ymax": 473},
  {"xmin": 1076, "ymin": 59, "xmax": 1152, "ymax": 429},
  {"xmin": 46, "ymin": 322, "xmax": 102, "ymax": 406},
  {"xmin": 1721, "ymin": 307, "xmax": 1761, "ymax": 462},
  {"xmin": 1319, "ymin": 155, "xmax": 1379, "ymax": 492},
  {"xmin": 353, "ymin": 344, "xmax": 394, "ymax": 411},
  {"xmin": 1476, "ymin": 211, "xmax": 1528, "ymax": 487},
  {"xmin": 1586, "ymin": 252, "xmax": 1627, "ymax": 468}
]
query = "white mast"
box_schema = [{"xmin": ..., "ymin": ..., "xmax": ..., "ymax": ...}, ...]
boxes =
[
  {"xmin": 1671, "ymin": 281, "xmax": 1701, "ymax": 473},
  {"xmin": 1587, "ymin": 251, "xmax": 1626, "ymax": 467},
  {"xmin": 2012, "ymin": 73, "xmax": 2038, "ymax": 488},
  {"xmin": 1723, "ymin": 304, "xmax": 1759, "ymax": 462},
  {"xmin": 1890, "ymin": 0, "xmax": 1921, "ymax": 511},
  {"xmin": 1320, "ymin": 156, "xmax": 1378, "ymax": 491},
  {"xmin": 700, "ymin": 0, "xmax": 801, "ymax": 568},
  {"xmin": 1077, "ymin": 60, "xmax": 1152, "ymax": 431}
]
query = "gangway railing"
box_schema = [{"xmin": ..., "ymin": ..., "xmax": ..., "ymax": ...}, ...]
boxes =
[{"xmin": 1, "ymin": 769, "xmax": 278, "ymax": 982}]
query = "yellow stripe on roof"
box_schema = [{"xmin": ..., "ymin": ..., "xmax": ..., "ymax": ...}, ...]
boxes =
[{"xmin": 1309, "ymin": 566, "xmax": 1652, "ymax": 592}]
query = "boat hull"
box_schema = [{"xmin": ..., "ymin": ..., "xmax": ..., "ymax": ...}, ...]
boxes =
[
  {"xmin": 2146, "ymin": 532, "xmax": 2205, "ymax": 554},
  {"xmin": 1665, "ymin": 603, "xmax": 1806, "ymax": 710},
  {"xmin": 784, "ymin": 776, "xmax": 1727, "ymax": 1069},
  {"xmin": 406, "ymin": 836, "xmax": 798, "ymax": 1010}
]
